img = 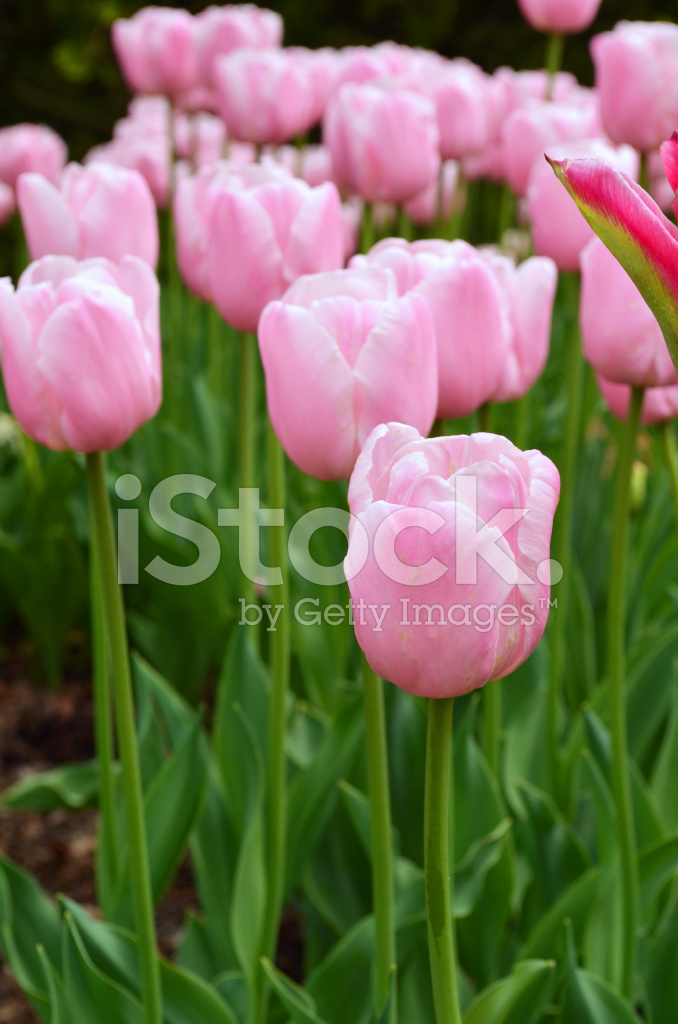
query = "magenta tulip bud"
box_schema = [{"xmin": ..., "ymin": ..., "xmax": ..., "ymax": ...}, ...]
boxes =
[
  {"xmin": 258, "ymin": 269, "xmax": 438, "ymax": 480},
  {"xmin": 501, "ymin": 96, "xmax": 601, "ymax": 196},
  {"xmin": 0, "ymin": 256, "xmax": 161, "ymax": 452},
  {"xmin": 0, "ymin": 124, "xmax": 66, "ymax": 189},
  {"xmin": 597, "ymin": 375, "xmax": 678, "ymax": 425},
  {"xmin": 592, "ymin": 21, "xmax": 678, "ymax": 152},
  {"xmin": 0, "ymin": 183, "xmax": 15, "ymax": 228},
  {"xmin": 352, "ymin": 239, "xmax": 556, "ymax": 414},
  {"xmin": 112, "ymin": 6, "xmax": 199, "ymax": 97},
  {"xmin": 195, "ymin": 4, "xmax": 283, "ymax": 88},
  {"xmin": 206, "ymin": 165, "xmax": 344, "ymax": 332},
  {"xmin": 344, "ymin": 422, "xmax": 560, "ymax": 698},
  {"xmin": 213, "ymin": 48, "xmax": 318, "ymax": 145},
  {"xmin": 17, "ymin": 163, "xmax": 158, "ymax": 268},
  {"xmin": 324, "ymin": 82, "xmax": 440, "ymax": 204},
  {"xmin": 580, "ymin": 237, "xmax": 677, "ymax": 389},
  {"xmin": 527, "ymin": 139, "xmax": 638, "ymax": 272},
  {"xmin": 518, "ymin": 0, "xmax": 602, "ymax": 34}
]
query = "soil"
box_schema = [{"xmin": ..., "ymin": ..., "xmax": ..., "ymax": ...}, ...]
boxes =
[{"xmin": 0, "ymin": 630, "xmax": 303, "ymax": 1024}]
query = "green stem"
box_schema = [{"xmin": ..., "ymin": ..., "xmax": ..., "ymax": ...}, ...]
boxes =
[
  {"xmin": 362, "ymin": 655, "xmax": 397, "ymax": 1020},
  {"xmin": 85, "ymin": 453, "xmax": 162, "ymax": 1024},
  {"xmin": 545, "ymin": 34, "xmax": 564, "ymax": 100},
  {"xmin": 361, "ymin": 202, "xmax": 374, "ymax": 254},
  {"xmin": 481, "ymin": 681, "xmax": 502, "ymax": 778},
  {"xmin": 207, "ymin": 303, "xmax": 224, "ymax": 397},
  {"xmin": 608, "ymin": 385, "xmax": 643, "ymax": 1000},
  {"xmin": 477, "ymin": 402, "xmax": 493, "ymax": 433},
  {"xmin": 425, "ymin": 698, "xmax": 462, "ymax": 1024},
  {"xmin": 547, "ymin": 275, "xmax": 584, "ymax": 795},
  {"xmin": 239, "ymin": 332, "xmax": 258, "ymax": 608},
  {"xmin": 89, "ymin": 507, "xmax": 119, "ymax": 919},
  {"xmin": 513, "ymin": 391, "xmax": 531, "ymax": 451},
  {"xmin": 397, "ymin": 205, "xmax": 412, "ymax": 242},
  {"xmin": 658, "ymin": 420, "xmax": 678, "ymax": 520},
  {"xmin": 497, "ymin": 183, "xmax": 515, "ymax": 243},
  {"xmin": 256, "ymin": 420, "xmax": 291, "ymax": 1024}
]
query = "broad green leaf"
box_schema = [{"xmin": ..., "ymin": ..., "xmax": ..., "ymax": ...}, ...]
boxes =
[
  {"xmin": 562, "ymin": 966, "xmax": 639, "ymax": 1023},
  {"xmin": 522, "ymin": 867, "xmax": 602, "ymax": 961},
  {"xmin": 62, "ymin": 912, "xmax": 145, "ymax": 1024},
  {"xmin": 0, "ymin": 760, "xmax": 103, "ymax": 812},
  {"xmin": 306, "ymin": 916, "xmax": 375, "ymax": 1024},
  {"xmin": 644, "ymin": 885, "xmax": 678, "ymax": 1021},
  {"xmin": 462, "ymin": 959, "xmax": 557, "ymax": 1024},
  {"xmin": 37, "ymin": 946, "xmax": 68, "ymax": 1024},
  {"xmin": 638, "ymin": 832, "xmax": 678, "ymax": 930},
  {"xmin": 261, "ymin": 957, "xmax": 329, "ymax": 1024}
]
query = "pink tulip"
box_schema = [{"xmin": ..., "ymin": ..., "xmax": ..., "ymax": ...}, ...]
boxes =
[
  {"xmin": 501, "ymin": 97, "xmax": 601, "ymax": 196},
  {"xmin": 592, "ymin": 21, "xmax": 678, "ymax": 152},
  {"xmin": 213, "ymin": 48, "xmax": 318, "ymax": 145},
  {"xmin": 351, "ymin": 238, "xmax": 556, "ymax": 414},
  {"xmin": 173, "ymin": 112, "xmax": 226, "ymax": 168},
  {"xmin": 324, "ymin": 82, "xmax": 440, "ymax": 203},
  {"xmin": 258, "ymin": 269, "xmax": 438, "ymax": 480},
  {"xmin": 343, "ymin": 422, "xmax": 560, "ymax": 697},
  {"xmin": 341, "ymin": 198, "xmax": 363, "ymax": 261},
  {"xmin": 206, "ymin": 164, "xmax": 344, "ymax": 332},
  {"xmin": 0, "ymin": 184, "xmax": 15, "ymax": 228},
  {"xmin": 0, "ymin": 124, "xmax": 66, "ymax": 189},
  {"xmin": 580, "ymin": 237, "xmax": 677, "ymax": 388},
  {"xmin": 0, "ymin": 256, "xmax": 161, "ymax": 452},
  {"xmin": 298, "ymin": 145, "xmax": 336, "ymax": 188},
  {"xmin": 195, "ymin": 4, "xmax": 283, "ymax": 87},
  {"xmin": 660, "ymin": 132, "xmax": 678, "ymax": 217},
  {"xmin": 427, "ymin": 60, "xmax": 494, "ymax": 160},
  {"xmin": 597, "ymin": 375, "xmax": 678, "ymax": 425},
  {"xmin": 116, "ymin": 96, "xmax": 170, "ymax": 140},
  {"xmin": 527, "ymin": 139, "xmax": 638, "ymax": 272},
  {"xmin": 648, "ymin": 149, "xmax": 675, "ymax": 214},
  {"xmin": 173, "ymin": 160, "xmax": 238, "ymax": 301},
  {"xmin": 112, "ymin": 6, "xmax": 200, "ymax": 97},
  {"xmin": 518, "ymin": 0, "xmax": 602, "ymax": 34},
  {"xmin": 548, "ymin": 156, "xmax": 678, "ymax": 375},
  {"xmin": 403, "ymin": 161, "xmax": 464, "ymax": 227},
  {"xmin": 86, "ymin": 135, "xmax": 170, "ymax": 208},
  {"xmin": 17, "ymin": 163, "xmax": 158, "ymax": 268}
]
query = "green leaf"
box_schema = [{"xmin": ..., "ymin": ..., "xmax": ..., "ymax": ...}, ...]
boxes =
[
  {"xmin": 0, "ymin": 760, "xmax": 103, "ymax": 811},
  {"xmin": 62, "ymin": 911, "xmax": 144, "ymax": 1024},
  {"xmin": 37, "ymin": 946, "xmax": 68, "ymax": 1024},
  {"xmin": 562, "ymin": 966, "xmax": 639, "ymax": 1023},
  {"xmin": 638, "ymin": 831, "xmax": 678, "ymax": 931},
  {"xmin": 306, "ymin": 916, "xmax": 375, "ymax": 1024},
  {"xmin": 522, "ymin": 867, "xmax": 602, "ymax": 961},
  {"xmin": 650, "ymin": 678, "xmax": 678, "ymax": 831},
  {"xmin": 261, "ymin": 957, "xmax": 329, "ymax": 1024},
  {"xmin": 462, "ymin": 959, "xmax": 557, "ymax": 1024}
]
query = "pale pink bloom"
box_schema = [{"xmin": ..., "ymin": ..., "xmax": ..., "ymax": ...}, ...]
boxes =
[
  {"xmin": 195, "ymin": 4, "xmax": 283, "ymax": 87},
  {"xmin": 112, "ymin": 6, "xmax": 199, "ymax": 96},
  {"xmin": 518, "ymin": 0, "xmax": 603, "ymax": 34},
  {"xmin": 173, "ymin": 112, "xmax": 227, "ymax": 167},
  {"xmin": 597, "ymin": 375, "xmax": 678, "ymax": 424},
  {"xmin": 0, "ymin": 124, "xmax": 67, "ymax": 189},
  {"xmin": 403, "ymin": 161, "xmax": 464, "ymax": 227}
]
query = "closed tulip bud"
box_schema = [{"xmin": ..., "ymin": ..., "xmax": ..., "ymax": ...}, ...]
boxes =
[
  {"xmin": 258, "ymin": 268, "xmax": 438, "ymax": 480},
  {"xmin": 501, "ymin": 97, "xmax": 601, "ymax": 196},
  {"xmin": 173, "ymin": 112, "xmax": 226, "ymax": 168},
  {"xmin": 351, "ymin": 238, "xmax": 556, "ymax": 414},
  {"xmin": 592, "ymin": 22, "xmax": 678, "ymax": 152},
  {"xmin": 86, "ymin": 136, "xmax": 170, "ymax": 209},
  {"xmin": 580, "ymin": 237, "xmax": 678, "ymax": 388},
  {"xmin": 112, "ymin": 6, "xmax": 199, "ymax": 97},
  {"xmin": 18, "ymin": 163, "xmax": 158, "ymax": 267},
  {"xmin": 173, "ymin": 160, "xmax": 237, "ymax": 301},
  {"xmin": 0, "ymin": 256, "xmax": 161, "ymax": 452},
  {"xmin": 518, "ymin": 0, "xmax": 603, "ymax": 34},
  {"xmin": 324, "ymin": 82, "xmax": 440, "ymax": 203},
  {"xmin": 344, "ymin": 422, "xmax": 560, "ymax": 697},
  {"xmin": 427, "ymin": 60, "xmax": 494, "ymax": 160},
  {"xmin": 597, "ymin": 375, "xmax": 678, "ymax": 425},
  {"xmin": 213, "ymin": 48, "xmax": 318, "ymax": 145},
  {"xmin": 0, "ymin": 124, "xmax": 67, "ymax": 189},
  {"xmin": 195, "ymin": 4, "xmax": 283, "ymax": 88},
  {"xmin": 527, "ymin": 139, "xmax": 638, "ymax": 272},
  {"xmin": 207, "ymin": 164, "xmax": 344, "ymax": 332}
]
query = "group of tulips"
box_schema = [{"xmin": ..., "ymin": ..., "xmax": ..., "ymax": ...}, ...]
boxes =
[{"xmin": 2, "ymin": 0, "xmax": 678, "ymax": 1022}]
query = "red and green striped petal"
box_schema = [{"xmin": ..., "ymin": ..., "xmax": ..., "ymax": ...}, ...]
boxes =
[{"xmin": 548, "ymin": 156, "xmax": 678, "ymax": 375}]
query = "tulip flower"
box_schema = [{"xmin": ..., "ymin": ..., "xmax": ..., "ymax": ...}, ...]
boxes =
[
  {"xmin": 17, "ymin": 163, "xmax": 158, "ymax": 267},
  {"xmin": 548, "ymin": 155, "xmax": 678, "ymax": 376},
  {"xmin": 501, "ymin": 96, "xmax": 601, "ymax": 196},
  {"xmin": 0, "ymin": 255, "xmax": 161, "ymax": 452},
  {"xmin": 344, "ymin": 421, "xmax": 560, "ymax": 696},
  {"xmin": 194, "ymin": 3, "xmax": 283, "ymax": 87},
  {"xmin": 0, "ymin": 124, "xmax": 66, "ymax": 189},
  {"xmin": 173, "ymin": 160, "xmax": 235, "ymax": 302},
  {"xmin": 580, "ymin": 237, "xmax": 677, "ymax": 388},
  {"xmin": 597, "ymin": 374, "xmax": 678, "ymax": 425},
  {"xmin": 213, "ymin": 48, "xmax": 318, "ymax": 145},
  {"xmin": 518, "ymin": 0, "xmax": 603, "ymax": 34},
  {"xmin": 206, "ymin": 164, "xmax": 344, "ymax": 332},
  {"xmin": 258, "ymin": 268, "xmax": 438, "ymax": 480},
  {"xmin": 86, "ymin": 136, "xmax": 170, "ymax": 209},
  {"xmin": 591, "ymin": 21, "xmax": 678, "ymax": 152},
  {"xmin": 112, "ymin": 6, "xmax": 199, "ymax": 97},
  {"xmin": 351, "ymin": 238, "xmax": 557, "ymax": 414},
  {"xmin": 527, "ymin": 139, "xmax": 638, "ymax": 272},
  {"xmin": 403, "ymin": 161, "xmax": 464, "ymax": 227},
  {"xmin": 426, "ymin": 60, "xmax": 494, "ymax": 160},
  {"xmin": 173, "ymin": 112, "xmax": 226, "ymax": 168},
  {"xmin": 324, "ymin": 82, "xmax": 440, "ymax": 203}
]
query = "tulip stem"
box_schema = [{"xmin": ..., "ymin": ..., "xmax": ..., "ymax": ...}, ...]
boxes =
[
  {"xmin": 608, "ymin": 385, "xmax": 643, "ymax": 1001},
  {"xmin": 362, "ymin": 654, "xmax": 397, "ymax": 1021},
  {"xmin": 547, "ymin": 274, "xmax": 584, "ymax": 796},
  {"xmin": 545, "ymin": 34, "xmax": 564, "ymax": 100},
  {"xmin": 89, "ymin": 505, "xmax": 119, "ymax": 919},
  {"xmin": 239, "ymin": 332, "xmax": 258, "ymax": 608},
  {"xmin": 425, "ymin": 697, "xmax": 462, "ymax": 1024},
  {"xmin": 658, "ymin": 420, "xmax": 678, "ymax": 522},
  {"xmin": 361, "ymin": 202, "xmax": 374, "ymax": 254},
  {"xmin": 256, "ymin": 420, "xmax": 291, "ymax": 1024},
  {"xmin": 513, "ymin": 391, "xmax": 531, "ymax": 450},
  {"xmin": 481, "ymin": 681, "xmax": 502, "ymax": 777},
  {"xmin": 86, "ymin": 452, "xmax": 162, "ymax": 1024}
]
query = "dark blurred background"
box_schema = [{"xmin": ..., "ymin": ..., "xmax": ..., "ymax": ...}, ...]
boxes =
[{"xmin": 1, "ymin": 0, "xmax": 677, "ymax": 159}]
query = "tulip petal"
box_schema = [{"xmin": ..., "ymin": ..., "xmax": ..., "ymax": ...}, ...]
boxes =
[
  {"xmin": 549, "ymin": 156, "xmax": 678, "ymax": 374},
  {"xmin": 660, "ymin": 131, "xmax": 678, "ymax": 194},
  {"xmin": 17, "ymin": 173, "xmax": 79, "ymax": 261}
]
